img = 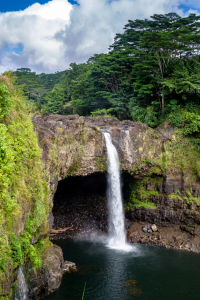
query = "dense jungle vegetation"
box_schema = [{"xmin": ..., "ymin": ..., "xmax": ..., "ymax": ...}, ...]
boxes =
[
  {"xmin": 14, "ymin": 13, "xmax": 200, "ymax": 136},
  {"xmin": 0, "ymin": 73, "xmax": 50, "ymax": 296}
]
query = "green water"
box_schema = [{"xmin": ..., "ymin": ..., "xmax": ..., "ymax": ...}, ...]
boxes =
[{"xmin": 45, "ymin": 240, "xmax": 200, "ymax": 300}]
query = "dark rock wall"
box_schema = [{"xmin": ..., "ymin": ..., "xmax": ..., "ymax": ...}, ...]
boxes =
[{"xmin": 33, "ymin": 114, "xmax": 200, "ymax": 233}]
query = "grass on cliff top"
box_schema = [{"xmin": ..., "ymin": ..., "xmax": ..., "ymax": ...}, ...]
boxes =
[
  {"xmin": 134, "ymin": 200, "xmax": 157, "ymax": 209},
  {"xmin": 130, "ymin": 199, "xmax": 157, "ymax": 209},
  {"xmin": 0, "ymin": 73, "xmax": 49, "ymax": 285}
]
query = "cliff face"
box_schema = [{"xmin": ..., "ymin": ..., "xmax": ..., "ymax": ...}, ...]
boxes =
[
  {"xmin": 33, "ymin": 114, "xmax": 200, "ymax": 255},
  {"xmin": 33, "ymin": 113, "xmax": 162, "ymax": 188},
  {"xmin": 33, "ymin": 114, "xmax": 200, "ymax": 201}
]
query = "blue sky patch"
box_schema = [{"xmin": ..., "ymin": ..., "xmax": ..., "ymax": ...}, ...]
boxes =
[
  {"xmin": 179, "ymin": 3, "xmax": 200, "ymax": 13},
  {"xmin": 179, "ymin": 4, "xmax": 192, "ymax": 13},
  {"xmin": 13, "ymin": 44, "xmax": 24, "ymax": 55},
  {"xmin": 0, "ymin": 44, "xmax": 24, "ymax": 55},
  {"xmin": 0, "ymin": 0, "xmax": 78, "ymax": 13}
]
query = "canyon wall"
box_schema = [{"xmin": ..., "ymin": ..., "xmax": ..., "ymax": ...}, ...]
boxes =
[
  {"xmin": 34, "ymin": 114, "xmax": 200, "ymax": 254},
  {"xmin": 2, "ymin": 112, "xmax": 200, "ymax": 299}
]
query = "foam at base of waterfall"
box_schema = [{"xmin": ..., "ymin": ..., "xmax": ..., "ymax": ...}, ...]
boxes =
[
  {"xmin": 75, "ymin": 231, "xmax": 135, "ymax": 252},
  {"xmin": 107, "ymin": 236, "xmax": 134, "ymax": 252}
]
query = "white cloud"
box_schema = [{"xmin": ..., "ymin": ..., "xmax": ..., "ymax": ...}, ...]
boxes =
[
  {"xmin": 19, "ymin": 0, "xmax": 73, "ymax": 21},
  {"xmin": 0, "ymin": 0, "xmax": 198, "ymax": 73},
  {"xmin": 0, "ymin": 0, "xmax": 72, "ymax": 72}
]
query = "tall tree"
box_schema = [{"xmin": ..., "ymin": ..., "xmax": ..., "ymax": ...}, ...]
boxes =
[
  {"xmin": 111, "ymin": 13, "xmax": 200, "ymax": 111},
  {"xmin": 72, "ymin": 52, "xmax": 134, "ymax": 119}
]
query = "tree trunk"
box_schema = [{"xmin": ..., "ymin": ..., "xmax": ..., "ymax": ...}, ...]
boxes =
[{"xmin": 161, "ymin": 89, "xmax": 165, "ymax": 112}]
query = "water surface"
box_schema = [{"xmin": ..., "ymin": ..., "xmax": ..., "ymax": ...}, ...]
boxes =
[{"xmin": 45, "ymin": 240, "xmax": 200, "ymax": 300}]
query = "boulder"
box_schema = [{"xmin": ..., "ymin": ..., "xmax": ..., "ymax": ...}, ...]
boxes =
[
  {"xmin": 142, "ymin": 224, "xmax": 151, "ymax": 233},
  {"xmin": 63, "ymin": 261, "xmax": 77, "ymax": 273},
  {"xmin": 27, "ymin": 244, "xmax": 65, "ymax": 299},
  {"xmin": 151, "ymin": 224, "xmax": 158, "ymax": 232}
]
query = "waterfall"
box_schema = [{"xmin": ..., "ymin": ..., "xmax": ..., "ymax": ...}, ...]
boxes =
[
  {"xmin": 15, "ymin": 266, "xmax": 29, "ymax": 300},
  {"xmin": 103, "ymin": 132, "xmax": 131, "ymax": 251}
]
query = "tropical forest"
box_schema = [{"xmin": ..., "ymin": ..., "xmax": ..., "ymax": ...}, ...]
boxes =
[
  {"xmin": 14, "ymin": 13, "xmax": 200, "ymax": 134},
  {"xmin": 2, "ymin": 12, "xmax": 200, "ymax": 300}
]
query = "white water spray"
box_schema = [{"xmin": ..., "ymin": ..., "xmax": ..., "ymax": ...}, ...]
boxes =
[
  {"xmin": 103, "ymin": 132, "xmax": 131, "ymax": 251},
  {"xmin": 15, "ymin": 266, "xmax": 29, "ymax": 300}
]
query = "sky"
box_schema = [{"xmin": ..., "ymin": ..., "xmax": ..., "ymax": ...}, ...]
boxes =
[{"xmin": 0, "ymin": 0, "xmax": 199, "ymax": 74}]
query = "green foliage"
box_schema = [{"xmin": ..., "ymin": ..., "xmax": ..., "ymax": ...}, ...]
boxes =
[
  {"xmin": 13, "ymin": 68, "xmax": 65, "ymax": 108},
  {"xmin": 162, "ymin": 59, "xmax": 200, "ymax": 100},
  {"xmin": 0, "ymin": 75, "xmax": 49, "ymax": 281},
  {"xmin": 10, "ymin": 229, "xmax": 44, "ymax": 270},
  {"xmin": 169, "ymin": 112, "xmax": 183, "ymax": 127},
  {"xmin": 12, "ymin": 13, "xmax": 200, "ymax": 129},
  {"xmin": 0, "ymin": 84, "xmax": 10, "ymax": 121},
  {"xmin": 42, "ymin": 84, "xmax": 68, "ymax": 115},
  {"xmin": 71, "ymin": 52, "xmax": 134, "ymax": 119},
  {"xmin": 10, "ymin": 234, "xmax": 23, "ymax": 269},
  {"xmin": 130, "ymin": 200, "xmax": 157, "ymax": 209},
  {"xmin": 91, "ymin": 108, "xmax": 114, "ymax": 116},
  {"xmin": 0, "ymin": 295, "xmax": 12, "ymax": 300},
  {"xmin": 168, "ymin": 193, "xmax": 183, "ymax": 201},
  {"xmin": 151, "ymin": 126, "xmax": 200, "ymax": 192},
  {"xmin": 112, "ymin": 13, "xmax": 200, "ymax": 110},
  {"xmin": 82, "ymin": 131, "xmax": 86, "ymax": 144},
  {"xmin": 128, "ymin": 98, "xmax": 146, "ymax": 123},
  {"xmin": 144, "ymin": 107, "xmax": 158, "ymax": 128},
  {"xmin": 125, "ymin": 178, "xmax": 159, "ymax": 210},
  {"xmin": 142, "ymin": 159, "xmax": 152, "ymax": 164},
  {"xmin": 183, "ymin": 112, "xmax": 200, "ymax": 136}
]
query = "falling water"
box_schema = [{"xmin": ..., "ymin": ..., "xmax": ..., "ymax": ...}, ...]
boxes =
[
  {"xmin": 15, "ymin": 266, "xmax": 29, "ymax": 300},
  {"xmin": 103, "ymin": 132, "xmax": 131, "ymax": 251}
]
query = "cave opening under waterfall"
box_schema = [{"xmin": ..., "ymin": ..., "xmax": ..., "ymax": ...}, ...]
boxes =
[{"xmin": 51, "ymin": 172, "xmax": 133, "ymax": 240}]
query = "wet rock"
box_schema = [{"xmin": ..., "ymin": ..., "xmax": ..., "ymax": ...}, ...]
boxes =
[
  {"xmin": 142, "ymin": 224, "xmax": 151, "ymax": 233},
  {"xmin": 193, "ymin": 227, "xmax": 200, "ymax": 236},
  {"xmin": 0, "ymin": 272, "xmax": 13, "ymax": 297},
  {"xmin": 63, "ymin": 261, "xmax": 77, "ymax": 273},
  {"xmin": 125, "ymin": 218, "xmax": 131, "ymax": 229},
  {"xmin": 128, "ymin": 222, "xmax": 200, "ymax": 253},
  {"xmin": 42, "ymin": 244, "xmax": 64, "ymax": 293},
  {"xmin": 27, "ymin": 244, "xmax": 65, "ymax": 299},
  {"xmin": 164, "ymin": 169, "xmax": 182, "ymax": 195}
]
